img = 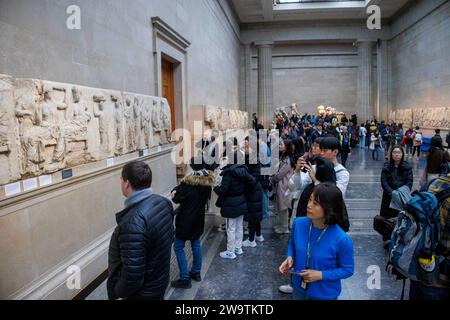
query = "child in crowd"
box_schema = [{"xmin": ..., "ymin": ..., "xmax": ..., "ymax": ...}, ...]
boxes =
[
  {"xmin": 214, "ymin": 152, "xmax": 256, "ymax": 259},
  {"xmin": 370, "ymin": 131, "xmax": 382, "ymax": 161},
  {"xmin": 171, "ymin": 157, "xmax": 215, "ymax": 289}
]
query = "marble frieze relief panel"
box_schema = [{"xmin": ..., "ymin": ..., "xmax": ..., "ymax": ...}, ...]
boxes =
[
  {"xmin": 0, "ymin": 74, "xmax": 173, "ymax": 185},
  {"xmin": 203, "ymin": 105, "xmax": 249, "ymax": 131},
  {"xmin": 390, "ymin": 107, "xmax": 449, "ymax": 129}
]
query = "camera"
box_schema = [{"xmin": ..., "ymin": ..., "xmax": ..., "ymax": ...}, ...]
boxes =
[{"xmin": 301, "ymin": 156, "xmax": 319, "ymax": 173}]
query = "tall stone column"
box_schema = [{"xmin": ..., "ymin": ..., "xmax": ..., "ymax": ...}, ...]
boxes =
[
  {"xmin": 244, "ymin": 44, "xmax": 252, "ymax": 115},
  {"xmin": 377, "ymin": 40, "xmax": 389, "ymax": 122},
  {"xmin": 256, "ymin": 41, "xmax": 274, "ymax": 128},
  {"xmin": 356, "ymin": 41, "xmax": 375, "ymax": 122}
]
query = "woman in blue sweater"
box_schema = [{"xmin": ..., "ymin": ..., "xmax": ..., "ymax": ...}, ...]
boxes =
[{"xmin": 279, "ymin": 182, "xmax": 354, "ymax": 300}]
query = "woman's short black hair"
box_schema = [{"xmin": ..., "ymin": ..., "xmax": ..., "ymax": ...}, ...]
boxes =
[
  {"xmin": 121, "ymin": 161, "xmax": 152, "ymax": 190},
  {"xmin": 314, "ymin": 157, "xmax": 337, "ymax": 183},
  {"xmin": 311, "ymin": 182, "xmax": 345, "ymax": 227}
]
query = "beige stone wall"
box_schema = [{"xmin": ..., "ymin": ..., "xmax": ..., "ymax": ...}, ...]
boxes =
[{"xmin": 389, "ymin": 1, "xmax": 450, "ymax": 114}]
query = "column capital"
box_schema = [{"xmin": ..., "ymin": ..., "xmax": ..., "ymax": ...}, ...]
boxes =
[{"xmin": 254, "ymin": 41, "xmax": 274, "ymax": 48}]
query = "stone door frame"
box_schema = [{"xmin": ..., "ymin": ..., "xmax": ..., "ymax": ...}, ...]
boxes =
[{"xmin": 152, "ymin": 17, "xmax": 190, "ymax": 133}]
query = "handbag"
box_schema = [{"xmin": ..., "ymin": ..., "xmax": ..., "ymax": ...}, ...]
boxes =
[
  {"xmin": 373, "ymin": 215, "xmax": 397, "ymax": 241},
  {"xmin": 440, "ymin": 158, "xmax": 449, "ymax": 175}
]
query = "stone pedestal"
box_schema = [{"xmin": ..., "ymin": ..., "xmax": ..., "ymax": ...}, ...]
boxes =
[
  {"xmin": 356, "ymin": 41, "xmax": 375, "ymax": 122},
  {"xmin": 256, "ymin": 41, "xmax": 274, "ymax": 128}
]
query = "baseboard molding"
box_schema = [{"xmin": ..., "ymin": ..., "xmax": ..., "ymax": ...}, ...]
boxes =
[
  {"xmin": 9, "ymin": 192, "xmax": 175, "ymax": 300},
  {"xmin": 9, "ymin": 228, "xmax": 114, "ymax": 300}
]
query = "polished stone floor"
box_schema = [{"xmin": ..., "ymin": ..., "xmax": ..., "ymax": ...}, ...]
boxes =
[{"xmin": 88, "ymin": 147, "xmax": 428, "ymax": 300}]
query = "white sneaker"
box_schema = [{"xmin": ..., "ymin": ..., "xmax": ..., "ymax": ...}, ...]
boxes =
[
  {"xmin": 274, "ymin": 227, "xmax": 289, "ymax": 234},
  {"xmin": 234, "ymin": 247, "xmax": 244, "ymax": 255},
  {"xmin": 219, "ymin": 251, "xmax": 236, "ymax": 259},
  {"xmin": 278, "ymin": 284, "xmax": 293, "ymax": 294},
  {"xmin": 255, "ymin": 235, "xmax": 265, "ymax": 242},
  {"xmin": 242, "ymin": 240, "xmax": 257, "ymax": 247}
]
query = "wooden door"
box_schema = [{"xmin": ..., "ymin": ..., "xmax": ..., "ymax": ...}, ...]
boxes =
[{"xmin": 161, "ymin": 58, "xmax": 175, "ymax": 131}]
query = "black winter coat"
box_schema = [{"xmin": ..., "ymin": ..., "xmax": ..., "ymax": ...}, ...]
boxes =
[
  {"xmin": 244, "ymin": 157, "xmax": 263, "ymax": 223},
  {"xmin": 214, "ymin": 164, "xmax": 256, "ymax": 219},
  {"xmin": 107, "ymin": 192, "xmax": 174, "ymax": 300},
  {"xmin": 380, "ymin": 161, "xmax": 413, "ymax": 218},
  {"xmin": 171, "ymin": 173, "xmax": 215, "ymax": 240}
]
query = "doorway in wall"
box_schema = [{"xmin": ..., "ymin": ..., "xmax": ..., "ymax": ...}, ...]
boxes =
[{"xmin": 161, "ymin": 57, "xmax": 175, "ymax": 132}]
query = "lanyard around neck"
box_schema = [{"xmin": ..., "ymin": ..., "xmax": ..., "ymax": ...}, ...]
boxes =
[{"xmin": 305, "ymin": 221, "xmax": 328, "ymax": 269}]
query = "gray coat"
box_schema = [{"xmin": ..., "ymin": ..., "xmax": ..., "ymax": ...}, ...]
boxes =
[{"xmin": 271, "ymin": 157, "xmax": 293, "ymax": 212}]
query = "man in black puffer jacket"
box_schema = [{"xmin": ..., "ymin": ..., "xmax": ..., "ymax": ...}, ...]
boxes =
[
  {"xmin": 214, "ymin": 152, "xmax": 256, "ymax": 259},
  {"xmin": 107, "ymin": 161, "xmax": 174, "ymax": 300}
]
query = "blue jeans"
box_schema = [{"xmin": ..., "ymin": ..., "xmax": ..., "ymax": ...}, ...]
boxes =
[
  {"xmin": 405, "ymin": 144, "xmax": 413, "ymax": 155},
  {"xmin": 382, "ymin": 140, "xmax": 390, "ymax": 154},
  {"xmin": 409, "ymin": 281, "xmax": 449, "ymax": 300},
  {"xmin": 262, "ymin": 188, "xmax": 269, "ymax": 220},
  {"xmin": 293, "ymin": 289, "xmax": 337, "ymax": 301},
  {"xmin": 359, "ymin": 136, "xmax": 366, "ymax": 149},
  {"xmin": 372, "ymin": 147, "xmax": 381, "ymax": 160},
  {"xmin": 173, "ymin": 238, "xmax": 202, "ymax": 280}
]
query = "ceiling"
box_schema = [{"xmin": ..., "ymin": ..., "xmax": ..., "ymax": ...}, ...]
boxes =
[{"xmin": 229, "ymin": 0, "xmax": 412, "ymax": 23}]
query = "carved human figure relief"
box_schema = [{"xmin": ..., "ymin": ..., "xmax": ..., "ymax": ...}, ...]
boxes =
[
  {"xmin": 204, "ymin": 105, "xmax": 217, "ymax": 129},
  {"xmin": 133, "ymin": 97, "xmax": 143, "ymax": 148},
  {"xmin": 160, "ymin": 99, "xmax": 172, "ymax": 144},
  {"xmin": 444, "ymin": 108, "xmax": 450, "ymax": 128},
  {"xmin": 15, "ymin": 82, "xmax": 40, "ymax": 141},
  {"xmin": 66, "ymin": 86, "xmax": 91, "ymax": 142},
  {"xmin": 18, "ymin": 83, "xmax": 58, "ymax": 177},
  {"xmin": 111, "ymin": 95, "xmax": 124, "ymax": 155},
  {"xmin": 93, "ymin": 95, "xmax": 109, "ymax": 153},
  {"xmin": 152, "ymin": 98, "xmax": 162, "ymax": 133},
  {"xmin": 243, "ymin": 111, "xmax": 249, "ymax": 129},
  {"xmin": 222, "ymin": 108, "xmax": 231, "ymax": 131},
  {"xmin": 123, "ymin": 97, "xmax": 136, "ymax": 152},
  {"xmin": 0, "ymin": 111, "xmax": 9, "ymax": 153},
  {"xmin": 51, "ymin": 86, "xmax": 68, "ymax": 124},
  {"xmin": 141, "ymin": 99, "xmax": 152, "ymax": 148},
  {"xmin": 39, "ymin": 89, "xmax": 56, "ymax": 128},
  {"xmin": 0, "ymin": 78, "xmax": 13, "ymax": 155}
]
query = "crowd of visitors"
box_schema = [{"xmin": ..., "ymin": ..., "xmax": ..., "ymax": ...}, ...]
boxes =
[{"xmin": 106, "ymin": 109, "xmax": 449, "ymax": 301}]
